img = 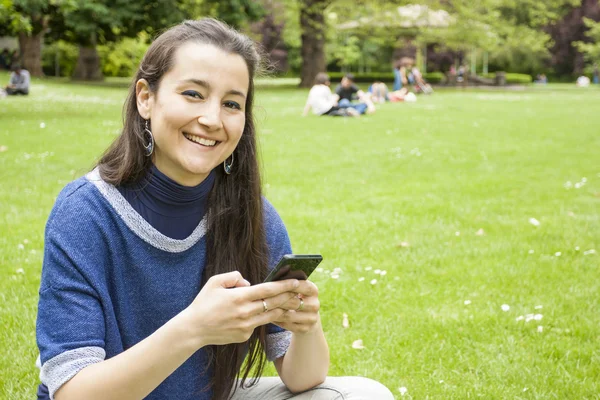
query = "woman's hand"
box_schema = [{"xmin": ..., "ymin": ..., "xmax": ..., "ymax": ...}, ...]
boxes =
[
  {"xmin": 182, "ymin": 271, "xmax": 300, "ymax": 348},
  {"xmin": 272, "ymin": 280, "xmax": 321, "ymax": 335}
]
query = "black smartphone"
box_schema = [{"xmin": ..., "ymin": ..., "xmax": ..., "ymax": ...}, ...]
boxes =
[{"xmin": 263, "ymin": 254, "xmax": 323, "ymax": 283}]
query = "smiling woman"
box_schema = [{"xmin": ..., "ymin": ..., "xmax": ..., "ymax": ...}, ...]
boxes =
[
  {"xmin": 34, "ymin": 18, "xmax": 393, "ymax": 400},
  {"xmin": 136, "ymin": 42, "xmax": 249, "ymax": 186}
]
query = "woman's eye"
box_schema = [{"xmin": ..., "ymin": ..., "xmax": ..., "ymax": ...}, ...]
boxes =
[
  {"xmin": 224, "ymin": 101, "xmax": 241, "ymax": 110},
  {"xmin": 182, "ymin": 90, "xmax": 203, "ymax": 99}
]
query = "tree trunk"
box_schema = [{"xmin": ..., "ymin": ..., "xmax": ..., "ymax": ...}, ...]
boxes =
[
  {"xmin": 299, "ymin": 0, "xmax": 328, "ymax": 88},
  {"xmin": 73, "ymin": 45, "xmax": 103, "ymax": 81},
  {"xmin": 18, "ymin": 32, "xmax": 44, "ymax": 77}
]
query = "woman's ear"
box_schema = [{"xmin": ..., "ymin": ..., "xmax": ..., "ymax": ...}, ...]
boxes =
[{"xmin": 136, "ymin": 79, "xmax": 153, "ymax": 119}]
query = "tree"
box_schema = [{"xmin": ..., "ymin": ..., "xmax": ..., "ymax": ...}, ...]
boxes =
[
  {"xmin": 182, "ymin": 0, "xmax": 265, "ymax": 29},
  {"xmin": 58, "ymin": 0, "xmax": 265, "ymax": 80},
  {"xmin": 53, "ymin": 1, "xmax": 149, "ymax": 80},
  {"xmin": 299, "ymin": 0, "xmax": 330, "ymax": 87},
  {"xmin": 0, "ymin": 0, "xmax": 63, "ymax": 76},
  {"xmin": 547, "ymin": 0, "xmax": 600, "ymax": 75},
  {"xmin": 574, "ymin": 17, "xmax": 600, "ymax": 66},
  {"xmin": 48, "ymin": 0, "xmax": 190, "ymax": 80}
]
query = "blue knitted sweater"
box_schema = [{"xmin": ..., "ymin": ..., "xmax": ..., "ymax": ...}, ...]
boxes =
[{"xmin": 36, "ymin": 168, "xmax": 292, "ymax": 399}]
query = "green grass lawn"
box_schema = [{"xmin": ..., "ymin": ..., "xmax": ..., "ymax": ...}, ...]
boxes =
[{"xmin": 1, "ymin": 74, "xmax": 599, "ymax": 399}]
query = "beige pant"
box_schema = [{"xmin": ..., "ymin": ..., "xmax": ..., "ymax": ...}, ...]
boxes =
[{"xmin": 231, "ymin": 376, "xmax": 395, "ymax": 400}]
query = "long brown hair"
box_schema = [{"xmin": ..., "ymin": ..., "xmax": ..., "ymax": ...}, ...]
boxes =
[{"xmin": 97, "ymin": 18, "xmax": 268, "ymax": 400}]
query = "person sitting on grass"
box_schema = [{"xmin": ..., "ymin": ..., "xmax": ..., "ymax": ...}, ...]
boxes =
[
  {"xmin": 0, "ymin": 48, "xmax": 11, "ymax": 70},
  {"xmin": 34, "ymin": 18, "xmax": 394, "ymax": 400},
  {"xmin": 368, "ymin": 81, "xmax": 388, "ymax": 104},
  {"xmin": 5, "ymin": 64, "xmax": 30, "ymax": 95},
  {"xmin": 334, "ymin": 73, "xmax": 376, "ymax": 114},
  {"xmin": 303, "ymin": 72, "xmax": 359, "ymax": 117}
]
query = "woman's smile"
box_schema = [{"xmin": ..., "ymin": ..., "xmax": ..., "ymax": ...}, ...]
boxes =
[{"xmin": 182, "ymin": 132, "xmax": 220, "ymax": 148}]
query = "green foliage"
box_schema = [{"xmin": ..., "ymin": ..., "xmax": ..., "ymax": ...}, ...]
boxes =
[
  {"xmin": 97, "ymin": 33, "xmax": 149, "ymax": 77},
  {"xmin": 331, "ymin": 35, "xmax": 362, "ymax": 69},
  {"xmin": 505, "ymin": 73, "xmax": 533, "ymax": 84},
  {"xmin": 483, "ymin": 72, "xmax": 533, "ymax": 84},
  {"xmin": 573, "ymin": 17, "xmax": 600, "ymax": 63},
  {"xmin": 41, "ymin": 39, "xmax": 78, "ymax": 76},
  {"xmin": 327, "ymin": 71, "xmax": 394, "ymax": 82},
  {"xmin": 423, "ymin": 71, "xmax": 445, "ymax": 83},
  {"xmin": 325, "ymin": 71, "xmax": 446, "ymax": 84},
  {"xmin": 0, "ymin": 0, "xmax": 62, "ymax": 36},
  {"xmin": 182, "ymin": 0, "xmax": 265, "ymax": 29}
]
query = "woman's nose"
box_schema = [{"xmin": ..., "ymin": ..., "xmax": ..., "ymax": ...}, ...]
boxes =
[{"xmin": 197, "ymin": 101, "xmax": 223, "ymax": 131}]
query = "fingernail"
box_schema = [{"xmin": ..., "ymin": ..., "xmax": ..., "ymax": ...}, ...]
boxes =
[
  {"xmin": 293, "ymin": 280, "xmax": 300, "ymax": 288},
  {"xmin": 243, "ymin": 279, "xmax": 251, "ymax": 286}
]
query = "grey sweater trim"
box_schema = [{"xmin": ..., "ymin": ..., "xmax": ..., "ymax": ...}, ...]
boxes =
[
  {"xmin": 40, "ymin": 346, "xmax": 106, "ymax": 400},
  {"xmin": 266, "ymin": 331, "xmax": 292, "ymax": 361},
  {"xmin": 86, "ymin": 168, "xmax": 207, "ymax": 253}
]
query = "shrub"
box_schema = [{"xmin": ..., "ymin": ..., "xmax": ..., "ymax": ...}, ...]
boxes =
[
  {"xmin": 423, "ymin": 72, "xmax": 446, "ymax": 84},
  {"xmin": 483, "ymin": 72, "xmax": 532, "ymax": 84},
  {"xmin": 42, "ymin": 40, "xmax": 79, "ymax": 77},
  {"xmin": 325, "ymin": 71, "xmax": 446, "ymax": 84},
  {"xmin": 97, "ymin": 33, "xmax": 149, "ymax": 77},
  {"xmin": 327, "ymin": 72, "xmax": 394, "ymax": 83}
]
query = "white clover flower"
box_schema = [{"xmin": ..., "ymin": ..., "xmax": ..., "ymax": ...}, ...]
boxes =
[
  {"xmin": 342, "ymin": 313, "xmax": 349, "ymax": 328},
  {"xmin": 365, "ymin": 266, "xmax": 372, "ymax": 271},
  {"xmin": 358, "ymin": 277, "xmax": 365, "ymax": 282},
  {"xmin": 331, "ymin": 274, "xmax": 339, "ymax": 280},
  {"xmin": 316, "ymin": 267, "xmax": 324, "ymax": 273},
  {"xmin": 575, "ymin": 247, "xmax": 580, "ymax": 251},
  {"xmin": 535, "ymin": 305, "xmax": 543, "ymax": 309},
  {"xmin": 501, "ymin": 304, "xmax": 510, "ymax": 312},
  {"xmin": 537, "ymin": 326, "xmax": 543, "ymax": 333},
  {"xmin": 464, "ymin": 300, "xmax": 471, "ymax": 305},
  {"xmin": 529, "ymin": 218, "xmax": 540, "ymax": 226},
  {"xmin": 516, "ymin": 316, "xmax": 524, "ymax": 321},
  {"xmin": 17, "ymin": 244, "xmax": 24, "ymax": 250},
  {"xmin": 370, "ymin": 279, "xmax": 377, "ymax": 285},
  {"xmin": 399, "ymin": 387, "xmax": 408, "ymax": 396},
  {"xmin": 528, "ymin": 249, "xmax": 535, "ymax": 254},
  {"xmin": 534, "ymin": 314, "xmax": 543, "ymax": 321},
  {"xmin": 352, "ymin": 339, "xmax": 365, "ymax": 349},
  {"xmin": 455, "ymin": 231, "xmax": 460, "ymax": 236},
  {"xmin": 40, "ymin": 122, "xmax": 46, "ymax": 129},
  {"xmin": 525, "ymin": 314, "xmax": 535, "ymax": 322},
  {"xmin": 16, "ymin": 268, "xmax": 24, "ymax": 274},
  {"xmin": 555, "ymin": 252, "xmax": 561, "ymax": 257},
  {"xmin": 374, "ymin": 269, "xmax": 381, "ymax": 274},
  {"xmin": 380, "ymin": 270, "xmax": 387, "ymax": 276},
  {"xmin": 584, "ymin": 249, "xmax": 596, "ymax": 255}
]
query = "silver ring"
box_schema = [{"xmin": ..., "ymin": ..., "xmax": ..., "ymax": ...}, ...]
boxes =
[
  {"xmin": 297, "ymin": 298, "xmax": 304, "ymax": 312},
  {"xmin": 262, "ymin": 299, "xmax": 268, "ymax": 313}
]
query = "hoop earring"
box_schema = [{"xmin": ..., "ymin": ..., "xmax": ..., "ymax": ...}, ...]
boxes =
[
  {"xmin": 143, "ymin": 120, "xmax": 154, "ymax": 157},
  {"xmin": 224, "ymin": 152, "xmax": 234, "ymax": 175}
]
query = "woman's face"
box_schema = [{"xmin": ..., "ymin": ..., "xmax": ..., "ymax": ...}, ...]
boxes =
[{"xmin": 137, "ymin": 42, "xmax": 250, "ymax": 186}]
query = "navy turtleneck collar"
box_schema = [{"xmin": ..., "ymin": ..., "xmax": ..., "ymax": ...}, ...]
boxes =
[
  {"xmin": 116, "ymin": 165, "xmax": 216, "ymax": 239},
  {"xmin": 144, "ymin": 164, "xmax": 216, "ymax": 207}
]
